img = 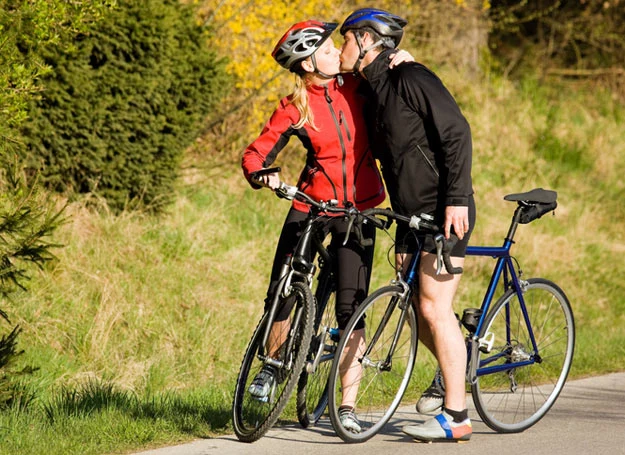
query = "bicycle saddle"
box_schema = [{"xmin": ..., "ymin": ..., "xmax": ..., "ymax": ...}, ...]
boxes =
[{"xmin": 504, "ymin": 188, "xmax": 557, "ymax": 204}]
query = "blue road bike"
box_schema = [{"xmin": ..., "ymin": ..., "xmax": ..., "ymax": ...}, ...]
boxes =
[{"xmin": 327, "ymin": 188, "xmax": 575, "ymax": 443}]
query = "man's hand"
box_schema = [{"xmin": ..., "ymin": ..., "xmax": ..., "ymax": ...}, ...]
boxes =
[{"xmin": 444, "ymin": 205, "xmax": 469, "ymax": 240}]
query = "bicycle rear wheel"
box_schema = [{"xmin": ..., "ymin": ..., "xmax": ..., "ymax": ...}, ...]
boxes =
[
  {"xmin": 328, "ymin": 285, "xmax": 417, "ymax": 443},
  {"xmin": 232, "ymin": 281, "xmax": 315, "ymax": 442},
  {"xmin": 296, "ymin": 268, "xmax": 337, "ymax": 427},
  {"xmin": 471, "ymin": 278, "xmax": 575, "ymax": 433}
]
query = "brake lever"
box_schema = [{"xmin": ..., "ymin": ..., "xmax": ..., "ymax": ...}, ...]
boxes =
[
  {"xmin": 343, "ymin": 215, "xmax": 355, "ymax": 246},
  {"xmin": 343, "ymin": 213, "xmax": 374, "ymax": 247},
  {"xmin": 275, "ymin": 182, "xmax": 297, "ymax": 200},
  {"xmin": 434, "ymin": 233, "xmax": 445, "ymax": 275}
]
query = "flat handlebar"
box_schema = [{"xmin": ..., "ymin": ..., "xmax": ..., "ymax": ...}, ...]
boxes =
[
  {"xmin": 360, "ymin": 208, "xmax": 463, "ymax": 275},
  {"xmin": 249, "ymin": 168, "xmax": 461, "ymax": 275}
]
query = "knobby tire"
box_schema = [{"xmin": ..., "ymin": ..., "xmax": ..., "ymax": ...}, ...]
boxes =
[{"xmin": 232, "ymin": 281, "xmax": 315, "ymax": 442}]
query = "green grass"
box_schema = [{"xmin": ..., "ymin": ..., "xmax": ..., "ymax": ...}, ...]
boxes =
[
  {"xmin": 0, "ymin": 380, "xmax": 232, "ymax": 455},
  {"xmin": 1, "ymin": 75, "xmax": 625, "ymax": 454}
]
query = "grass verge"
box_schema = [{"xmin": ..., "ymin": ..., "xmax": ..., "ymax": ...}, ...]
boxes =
[{"xmin": 1, "ymin": 73, "xmax": 624, "ymax": 454}]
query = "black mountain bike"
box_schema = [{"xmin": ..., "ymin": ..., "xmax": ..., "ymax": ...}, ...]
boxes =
[{"xmin": 232, "ymin": 168, "xmax": 377, "ymax": 442}]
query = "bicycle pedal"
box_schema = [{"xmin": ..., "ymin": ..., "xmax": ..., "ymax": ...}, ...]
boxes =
[{"xmin": 479, "ymin": 332, "xmax": 495, "ymax": 353}]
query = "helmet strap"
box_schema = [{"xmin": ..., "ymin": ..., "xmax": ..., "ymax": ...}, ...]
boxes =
[
  {"xmin": 310, "ymin": 53, "xmax": 339, "ymax": 79},
  {"xmin": 352, "ymin": 31, "xmax": 386, "ymax": 73}
]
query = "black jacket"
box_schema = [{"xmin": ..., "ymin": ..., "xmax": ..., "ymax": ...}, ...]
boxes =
[{"xmin": 362, "ymin": 49, "xmax": 473, "ymax": 220}]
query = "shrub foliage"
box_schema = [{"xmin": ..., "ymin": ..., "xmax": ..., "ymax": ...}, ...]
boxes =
[
  {"xmin": 0, "ymin": 0, "xmax": 114, "ymax": 167},
  {"xmin": 22, "ymin": 0, "xmax": 229, "ymax": 211}
]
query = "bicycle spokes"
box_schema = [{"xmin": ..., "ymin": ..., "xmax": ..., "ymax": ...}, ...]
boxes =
[
  {"xmin": 328, "ymin": 285, "xmax": 418, "ymax": 443},
  {"xmin": 471, "ymin": 279, "xmax": 575, "ymax": 433}
]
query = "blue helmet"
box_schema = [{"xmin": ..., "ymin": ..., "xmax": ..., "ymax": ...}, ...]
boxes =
[{"xmin": 340, "ymin": 8, "xmax": 407, "ymax": 48}]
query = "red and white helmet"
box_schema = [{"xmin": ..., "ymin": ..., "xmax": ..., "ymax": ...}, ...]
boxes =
[{"xmin": 272, "ymin": 21, "xmax": 338, "ymax": 72}]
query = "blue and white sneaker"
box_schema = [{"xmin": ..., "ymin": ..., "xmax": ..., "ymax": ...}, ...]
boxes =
[{"xmin": 403, "ymin": 410, "xmax": 472, "ymax": 443}]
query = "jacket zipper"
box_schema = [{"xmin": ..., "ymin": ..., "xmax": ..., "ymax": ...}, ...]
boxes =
[
  {"xmin": 339, "ymin": 111, "xmax": 352, "ymax": 141},
  {"xmin": 417, "ymin": 144, "xmax": 439, "ymax": 177},
  {"xmin": 325, "ymin": 86, "xmax": 349, "ymax": 206}
]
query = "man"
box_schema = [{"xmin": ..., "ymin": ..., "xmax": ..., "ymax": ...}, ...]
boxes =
[{"xmin": 338, "ymin": 8, "xmax": 476, "ymax": 443}]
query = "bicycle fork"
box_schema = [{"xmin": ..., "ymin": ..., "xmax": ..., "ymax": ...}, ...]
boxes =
[
  {"xmin": 258, "ymin": 256, "xmax": 315, "ymax": 370},
  {"xmin": 360, "ymin": 283, "xmax": 412, "ymax": 372}
]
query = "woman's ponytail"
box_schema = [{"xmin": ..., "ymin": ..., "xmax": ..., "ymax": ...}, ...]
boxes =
[{"xmin": 290, "ymin": 75, "xmax": 318, "ymax": 131}]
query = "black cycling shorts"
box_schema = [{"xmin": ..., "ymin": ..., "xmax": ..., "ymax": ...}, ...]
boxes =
[
  {"xmin": 266, "ymin": 207, "xmax": 374, "ymax": 330},
  {"xmin": 395, "ymin": 196, "xmax": 476, "ymax": 258}
]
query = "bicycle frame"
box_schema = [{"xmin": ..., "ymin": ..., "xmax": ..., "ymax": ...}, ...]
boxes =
[
  {"xmin": 465, "ymin": 205, "xmax": 541, "ymax": 380},
  {"xmin": 258, "ymin": 212, "xmax": 330, "ymax": 362},
  {"xmin": 324, "ymin": 190, "xmax": 570, "ymax": 441},
  {"xmin": 465, "ymin": 245, "xmax": 539, "ymax": 375},
  {"xmin": 394, "ymin": 204, "xmax": 543, "ymax": 382}
]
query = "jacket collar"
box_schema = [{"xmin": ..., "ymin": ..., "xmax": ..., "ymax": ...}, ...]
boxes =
[
  {"xmin": 307, "ymin": 76, "xmax": 339, "ymax": 95},
  {"xmin": 362, "ymin": 48, "xmax": 395, "ymax": 88}
]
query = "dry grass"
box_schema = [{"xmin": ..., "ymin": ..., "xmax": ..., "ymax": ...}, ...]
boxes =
[
  {"xmin": 2, "ymin": 21, "xmax": 625, "ymax": 455},
  {"xmin": 3, "ymin": 4, "xmax": 622, "ymax": 454},
  {"xmin": 8, "ymin": 71, "xmax": 625, "ymax": 402}
]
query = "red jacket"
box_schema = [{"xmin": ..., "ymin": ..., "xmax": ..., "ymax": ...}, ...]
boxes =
[{"xmin": 242, "ymin": 74, "xmax": 385, "ymax": 213}]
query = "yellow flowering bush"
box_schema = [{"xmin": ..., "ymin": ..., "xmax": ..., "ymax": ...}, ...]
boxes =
[{"xmin": 193, "ymin": 0, "xmax": 488, "ymax": 164}]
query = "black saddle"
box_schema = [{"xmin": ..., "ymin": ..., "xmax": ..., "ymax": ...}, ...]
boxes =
[
  {"xmin": 504, "ymin": 188, "xmax": 557, "ymax": 204},
  {"xmin": 504, "ymin": 188, "xmax": 558, "ymax": 224}
]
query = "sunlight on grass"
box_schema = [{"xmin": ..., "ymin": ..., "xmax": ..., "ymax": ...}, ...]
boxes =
[
  {"xmin": 0, "ymin": 380, "xmax": 231, "ymax": 455},
  {"xmin": 2, "ymin": 71, "xmax": 625, "ymax": 455}
]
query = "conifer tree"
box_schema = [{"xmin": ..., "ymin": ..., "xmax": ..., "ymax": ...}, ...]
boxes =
[
  {"xmin": 22, "ymin": 0, "xmax": 229, "ymax": 212},
  {"xmin": 0, "ymin": 165, "xmax": 65, "ymax": 407}
]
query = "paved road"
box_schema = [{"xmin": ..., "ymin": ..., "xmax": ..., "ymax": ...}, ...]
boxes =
[{"xmin": 134, "ymin": 372, "xmax": 625, "ymax": 455}]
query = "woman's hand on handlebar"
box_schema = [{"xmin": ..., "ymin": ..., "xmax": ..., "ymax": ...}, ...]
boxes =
[
  {"xmin": 258, "ymin": 172, "xmax": 280, "ymax": 190},
  {"xmin": 250, "ymin": 167, "xmax": 281, "ymax": 190}
]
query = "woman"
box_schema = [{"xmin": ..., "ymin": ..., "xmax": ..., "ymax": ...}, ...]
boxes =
[{"xmin": 241, "ymin": 20, "xmax": 411, "ymax": 433}]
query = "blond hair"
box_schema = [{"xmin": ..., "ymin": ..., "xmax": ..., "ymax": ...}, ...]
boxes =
[{"xmin": 289, "ymin": 73, "xmax": 319, "ymax": 131}]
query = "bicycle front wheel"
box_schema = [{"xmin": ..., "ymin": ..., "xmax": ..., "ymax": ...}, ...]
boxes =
[
  {"xmin": 328, "ymin": 285, "xmax": 417, "ymax": 443},
  {"xmin": 471, "ymin": 278, "xmax": 575, "ymax": 433},
  {"xmin": 296, "ymin": 269, "xmax": 337, "ymax": 427},
  {"xmin": 232, "ymin": 281, "xmax": 315, "ymax": 442}
]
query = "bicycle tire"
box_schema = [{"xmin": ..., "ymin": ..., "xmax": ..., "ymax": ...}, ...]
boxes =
[
  {"xmin": 328, "ymin": 285, "xmax": 418, "ymax": 443},
  {"xmin": 471, "ymin": 278, "xmax": 575, "ymax": 433},
  {"xmin": 232, "ymin": 281, "xmax": 315, "ymax": 442},
  {"xmin": 296, "ymin": 268, "xmax": 337, "ymax": 427}
]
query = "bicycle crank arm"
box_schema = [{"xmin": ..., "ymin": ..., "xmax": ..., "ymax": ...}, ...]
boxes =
[{"xmin": 306, "ymin": 328, "xmax": 329, "ymax": 374}]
